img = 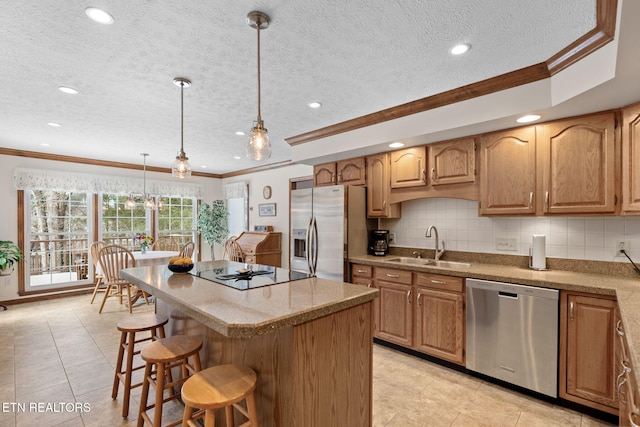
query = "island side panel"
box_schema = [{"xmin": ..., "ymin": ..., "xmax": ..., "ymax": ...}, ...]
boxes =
[
  {"xmin": 292, "ymin": 301, "xmax": 373, "ymax": 427},
  {"xmin": 156, "ymin": 298, "xmax": 373, "ymax": 427}
]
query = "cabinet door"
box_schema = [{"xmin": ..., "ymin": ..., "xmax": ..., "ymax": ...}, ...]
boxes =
[
  {"xmin": 314, "ymin": 162, "xmax": 336, "ymax": 187},
  {"xmin": 415, "ymin": 287, "xmax": 464, "ymax": 365},
  {"xmin": 429, "ymin": 138, "xmax": 476, "ymax": 186},
  {"xmin": 352, "ymin": 272, "xmax": 378, "ymax": 335},
  {"xmin": 539, "ymin": 113, "xmax": 617, "ymax": 214},
  {"xmin": 562, "ymin": 293, "xmax": 618, "ymax": 413},
  {"xmin": 376, "ymin": 280, "xmax": 412, "ymax": 347},
  {"xmin": 390, "ymin": 147, "xmax": 427, "ymax": 188},
  {"xmin": 337, "ymin": 157, "xmax": 366, "ymax": 186},
  {"xmin": 622, "ymin": 102, "xmax": 640, "ymax": 213},
  {"xmin": 366, "ymin": 153, "xmax": 400, "ymax": 218},
  {"xmin": 479, "ymin": 127, "xmax": 536, "ymax": 215}
]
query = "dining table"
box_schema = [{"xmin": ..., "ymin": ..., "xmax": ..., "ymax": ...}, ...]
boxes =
[{"xmin": 96, "ymin": 250, "xmax": 180, "ymax": 275}]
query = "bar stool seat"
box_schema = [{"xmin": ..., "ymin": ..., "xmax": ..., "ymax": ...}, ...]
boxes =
[
  {"xmin": 113, "ymin": 314, "xmax": 168, "ymax": 418},
  {"xmin": 137, "ymin": 335, "xmax": 202, "ymax": 427},
  {"xmin": 181, "ymin": 364, "xmax": 258, "ymax": 427}
]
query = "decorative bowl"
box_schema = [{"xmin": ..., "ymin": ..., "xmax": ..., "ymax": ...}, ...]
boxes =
[{"xmin": 168, "ymin": 263, "xmax": 194, "ymax": 274}]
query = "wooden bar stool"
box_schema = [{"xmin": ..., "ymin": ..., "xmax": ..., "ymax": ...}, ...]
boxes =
[
  {"xmin": 181, "ymin": 364, "xmax": 259, "ymax": 427},
  {"xmin": 137, "ymin": 335, "xmax": 202, "ymax": 427},
  {"xmin": 113, "ymin": 314, "xmax": 169, "ymax": 418}
]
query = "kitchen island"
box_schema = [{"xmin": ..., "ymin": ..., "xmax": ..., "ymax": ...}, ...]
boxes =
[{"xmin": 121, "ymin": 260, "xmax": 378, "ymax": 427}]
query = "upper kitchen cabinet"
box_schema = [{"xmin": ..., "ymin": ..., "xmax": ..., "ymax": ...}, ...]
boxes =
[
  {"xmin": 367, "ymin": 153, "xmax": 401, "ymax": 218},
  {"xmin": 622, "ymin": 101, "xmax": 640, "ymax": 213},
  {"xmin": 538, "ymin": 112, "xmax": 618, "ymax": 214},
  {"xmin": 480, "ymin": 126, "xmax": 536, "ymax": 215},
  {"xmin": 313, "ymin": 157, "xmax": 366, "ymax": 187},
  {"xmin": 390, "ymin": 147, "xmax": 427, "ymax": 188},
  {"xmin": 313, "ymin": 162, "xmax": 336, "ymax": 187},
  {"xmin": 429, "ymin": 138, "xmax": 476, "ymax": 186}
]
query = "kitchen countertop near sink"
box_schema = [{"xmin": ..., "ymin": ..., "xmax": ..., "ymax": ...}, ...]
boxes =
[{"xmin": 349, "ymin": 250, "xmax": 640, "ymax": 406}]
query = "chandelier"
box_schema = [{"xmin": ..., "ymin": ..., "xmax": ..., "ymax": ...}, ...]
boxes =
[{"xmin": 125, "ymin": 153, "xmax": 162, "ymax": 210}]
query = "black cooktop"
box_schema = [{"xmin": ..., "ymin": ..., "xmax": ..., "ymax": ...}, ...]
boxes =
[{"xmin": 190, "ymin": 263, "xmax": 312, "ymax": 290}]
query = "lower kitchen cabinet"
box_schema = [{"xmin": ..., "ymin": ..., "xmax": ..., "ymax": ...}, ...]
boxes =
[
  {"xmin": 560, "ymin": 291, "xmax": 618, "ymax": 415},
  {"xmin": 352, "ymin": 264, "xmax": 379, "ymax": 334},
  {"xmin": 374, "ymin": 267, "xmax": 413, "ymax": 347},
  {"xmin": 414, "ymin": 273, "xmax": 465, "ymax": 365}
]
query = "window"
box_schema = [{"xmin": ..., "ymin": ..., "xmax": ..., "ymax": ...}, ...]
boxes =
[
  {"xmin": 25, "ymin": 190, "xmax": 92, "ymax": 292},
  {"xmin": 156, "ymin": 196, "xmax": 197, "ymax": 250},
  {"xmin": 101, "ymin": 194, "xmax": 148, "ymax": 249}
]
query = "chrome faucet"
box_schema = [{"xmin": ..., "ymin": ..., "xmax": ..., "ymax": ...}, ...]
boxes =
[
  {"xmin": 426, "ymin": 225, "xmax": 445, "ymax": 260},
  {"xmin": 412, "ymin": 251, "xmax": 422, "ymax": 259}
]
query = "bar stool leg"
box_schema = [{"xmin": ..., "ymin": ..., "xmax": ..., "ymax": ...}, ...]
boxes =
[
  {"xmin": 153, "ymin": 361, "xmax": 166, "ymax": 427},
  {"xmin": 122, "ymin": 330, "xmax": 135, "ymax": 417},
  {"xmin": 246, "ymin": 392, "xmax": 259, "ymax": 425},
  {"xmin": 225, "ymin": 406, "xmax": 234, "ymax": 427},
  {"xmin": 112, "ymin": 330, "xmax": 126, "ymax": 399},
  {"xmin": 137, "ymin": 361, "xmax": 153, "ymax": 427}
]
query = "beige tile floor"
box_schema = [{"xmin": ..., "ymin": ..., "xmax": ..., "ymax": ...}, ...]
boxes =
[{"xmin": 0, "ymin": 295, "xmax": 616, "ymax": 427}]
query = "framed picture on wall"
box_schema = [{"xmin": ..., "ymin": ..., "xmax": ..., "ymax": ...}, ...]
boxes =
[{"xmin": 258, "ymin": 203, "xmax": 276, "ymax": 217}]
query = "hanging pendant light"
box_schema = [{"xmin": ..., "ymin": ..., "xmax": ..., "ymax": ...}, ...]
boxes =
[
  {"xmin": 172, "ymin": 77, "xmax": 192, "ymax": 178},
  {"xmin": 124, "ymin": 194, "xmax": 136, "ymax": 209},
  {"xmin": 246, "ymin": 11, "xmax": 271, "ymax": 161},
  {"xmin": 141, "ymin": 153, "xmax": 156, "ymax": 210}
]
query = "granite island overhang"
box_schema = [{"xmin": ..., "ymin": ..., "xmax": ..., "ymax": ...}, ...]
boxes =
[{"xmin": 121, "ymin": 260, "xmax": 379, "ymax": 427}]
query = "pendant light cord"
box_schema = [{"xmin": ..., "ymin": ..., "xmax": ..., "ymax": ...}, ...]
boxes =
[
  {"xmin": 180, "ymin": 82, "xmax": 185, "ymax": 154},
  {"xmin": 256, "ymin": 23, "xmax": 262, "ymax": 123},
  {"xmin": 142, "ymin": 153, "xmax": 147, "ymax": 195}
]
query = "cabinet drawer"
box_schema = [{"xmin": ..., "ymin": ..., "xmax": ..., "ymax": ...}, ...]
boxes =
[
  {"xmin": 415, "ymin": 273, "xmax": 463, "ymax": 292},
  {"xmin": 352, "ymin": 264, "xmax": 372, "ymax": 278},
  {"xmin": 375, "ymin": 267, "xmax": 412, "ymax": 285}
]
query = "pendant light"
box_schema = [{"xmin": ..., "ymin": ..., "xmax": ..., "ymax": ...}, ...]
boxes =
[
  {"xmin": 246, "ymin": 11, "xmax": 271, "ymax": 161},
  {"xmin": 172, "ymin": 77, "xmax": 192, "ymax": 178},
  {"xmin": 141, "ymin": 153, "xmax": 156, "ymax": 210}
]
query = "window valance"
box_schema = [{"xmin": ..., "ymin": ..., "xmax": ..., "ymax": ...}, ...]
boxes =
[
  {"xmin": 13, "ymin": 168, "xmax": 204, "ymax": 198},
  {"xmin": 224, "ymin": 181, "xmax": 248, "ymax": 199}
]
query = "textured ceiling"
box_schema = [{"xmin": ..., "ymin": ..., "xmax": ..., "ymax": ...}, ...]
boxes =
[{"xmin": 0, "ymin": 1, "xmax": 601, "ymax": 174}]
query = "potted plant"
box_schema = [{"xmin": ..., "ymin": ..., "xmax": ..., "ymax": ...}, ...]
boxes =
[
  {"xmin": 197, "ymin": 200, "xmax": 229, "ymax": 260},
  {"xmin": 0, "ymin": 240, "xmax": 24, "ymax": 276}
]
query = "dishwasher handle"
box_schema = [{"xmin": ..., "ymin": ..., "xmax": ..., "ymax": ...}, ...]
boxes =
[{"xmin": 498, "ymin": 291, "xmax": 518, "ymax": 299}]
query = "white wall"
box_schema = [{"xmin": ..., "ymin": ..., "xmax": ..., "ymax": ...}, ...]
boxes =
[
  {"xmin": 0, "ymin": 154, "xmax": 222, "ymax": 302},
  {"xmin": 381, "ymin": 198, "xmax": 640, "ymax": 263},
  {"xmin": 222, "ymin": 164, "xmax": 313, "ymax": 268}
]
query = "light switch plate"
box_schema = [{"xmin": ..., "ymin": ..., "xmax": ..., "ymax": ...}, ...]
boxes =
[
  {"xmin": 389, "ymin": 233, "xmax": 396, "ymax": 244},
  {"xmin": 495, "ymin": 237, "xmax": 518, "ymax": 251}
]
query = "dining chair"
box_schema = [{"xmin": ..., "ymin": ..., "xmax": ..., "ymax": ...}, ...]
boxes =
[
  {"xmin": 97, "ymin": 245, "xmax": 149, "ymax": 314},
  {"xmin": 179, "ymin": 241, "xmax": 195, "ymax": 259},
  {"xmin": 88, "ymin": 241, "xmax": 106, "ymax": 304},
  {"xmin": 152, "ymin": 235, "xmax": 179, "ymax": 251},
  {"xmin": 222, "ymin": 237, "xmax": 244, "ymax": 262}
]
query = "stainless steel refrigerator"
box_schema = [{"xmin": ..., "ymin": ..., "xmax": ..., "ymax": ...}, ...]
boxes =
[{"xmin": 290, "ymin": 185, "xmax": 369, "ymax": 282}]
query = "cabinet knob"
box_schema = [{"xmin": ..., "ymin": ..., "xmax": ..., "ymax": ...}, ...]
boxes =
[{"xmin": 430, "ymin": 168, "xmax": 435, "ymax": 182}]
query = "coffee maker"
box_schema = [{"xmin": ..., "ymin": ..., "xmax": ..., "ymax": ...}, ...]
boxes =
[{"xmin": 368, "ymin": 230, "xmax": 389, "ymax": 256}]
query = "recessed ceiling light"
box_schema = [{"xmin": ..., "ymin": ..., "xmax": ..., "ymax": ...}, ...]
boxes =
[
  {"xmin": 85, "ymin": 7, "xmax": 114, "ymax": 25},
  {"xmin": 517, "ymin": 114, "xmax": 542, "ymax": 123},
  {"xmin": 40, "ymin": 143, "xmax": 50, "ymax": 147},
  {"xmin": 235, "ymin": 131, "xmax": 246, "ymax": 136},
  {"xmin": 389, "ymin": 142, "xmax": 404, "ymax": 148},
  {"xmin": 58, "ymin": 86, "xmax": 78, "ymax": 94},
  {"xmin": 308, "ymin": 102, "xmax": 322, "ymax": 109},
  {"xmin": 233, "ymin": 156, "xmax": 242, "ymax": 160},
  {"xmin": 47, "ymin": 122, "xmax": 61, "ymax": 127},
  {"xmin": 201, "ymin": 165, "xmax": 207, "ymax": 169},
  {"xmin": 450, "ymin": 43, "xmax": 471, "ymax": 55}
]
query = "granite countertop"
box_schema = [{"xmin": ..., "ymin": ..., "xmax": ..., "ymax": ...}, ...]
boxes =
[
  {"xmin": 350, "ymin": 253, "xmax": 640, "ymax": 402},
  {"xmin": 121, "ymin": 260, "xmax": 378, "ymax": 339}
]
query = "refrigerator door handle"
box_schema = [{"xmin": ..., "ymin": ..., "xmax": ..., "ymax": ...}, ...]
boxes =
[
  {"xmin": 305, "ymin": 217, "xmax": 313, "ymax": 274},
  {"xmin": 311, "ymin": 216, "xmax": 319, "ymax": 276}
]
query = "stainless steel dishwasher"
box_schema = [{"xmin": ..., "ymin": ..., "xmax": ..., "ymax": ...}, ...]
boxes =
[{"xmin": 466, "ymin": 278, "xmax": 559, "ymax": 397}]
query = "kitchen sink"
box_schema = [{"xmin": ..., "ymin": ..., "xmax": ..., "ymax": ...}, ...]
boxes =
[{"xmin": 386, "ymin": 257, "xmax": 471, "ymax": 268}]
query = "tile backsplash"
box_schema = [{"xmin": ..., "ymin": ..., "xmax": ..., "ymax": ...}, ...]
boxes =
[{"xmin": 380, "ymin": 198, "xmax": 640, "ymax": 263}]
